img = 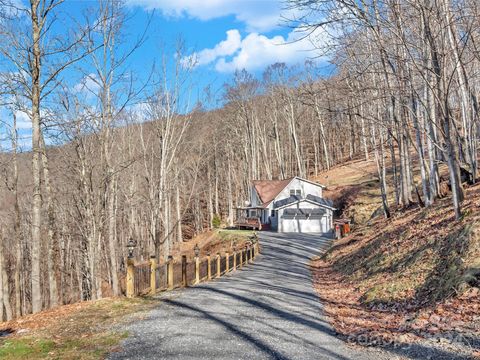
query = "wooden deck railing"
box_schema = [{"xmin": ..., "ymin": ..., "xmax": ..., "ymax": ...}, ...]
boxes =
[{"xmin": 126, "ymin": 240, "xmax": 261, "ymax": 298}]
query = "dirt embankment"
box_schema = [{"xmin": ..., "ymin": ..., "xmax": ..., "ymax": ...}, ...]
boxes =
[
  {"xmin": 159, "ymin": 229, "xmax": 254, "ymax": 264},
  {"xmin": 311, "ymin": 156, "xmax": 480, "ymax": 358}
]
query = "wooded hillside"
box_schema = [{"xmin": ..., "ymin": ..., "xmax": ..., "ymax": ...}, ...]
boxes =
[{"xmin": 0, "ymin": 0, "xmax": 479, "ymax": 322}]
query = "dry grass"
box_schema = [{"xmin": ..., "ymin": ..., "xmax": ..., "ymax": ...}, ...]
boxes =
[
  {"xmin": 313, "ymin": 156, "xmax": 389, "ymax": 225},
  {"xmin": 0, "ymin": 297, "xmax": 156, "ymax": 359},
  {"xmin": 160, "ymin": 229, "xmax": 252, "ymax": 264}
]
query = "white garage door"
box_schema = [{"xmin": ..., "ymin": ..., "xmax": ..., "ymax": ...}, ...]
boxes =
[{"xmin": 280, "ymin": 208, "xmax": 329, "ymax": 233}]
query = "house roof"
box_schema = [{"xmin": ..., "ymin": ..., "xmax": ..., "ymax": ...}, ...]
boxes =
[
  {"xmin": 273, "ymin": 195, "xmax": 302, "ymax": 208},
  {"xmin": 274, "ymin": 196, "xmax": 336, "ymax": 210},
  {"xmin": 252, "ymin": 178, "xmax": 294, "ymax": 206},
  {"xmin": 283, "ymin": 208, "xmax": 327, "ymax": 216},
  {"xmin": 306, "ymin": 194, "xmax": 334, "ymax": 208},
  {"xmin": 253, "ymin": 176, "xmax": 328, "ymax": 207},
  {"xmin": 294, "ymin": 176, "xmax": 327, "ymax": 189}
]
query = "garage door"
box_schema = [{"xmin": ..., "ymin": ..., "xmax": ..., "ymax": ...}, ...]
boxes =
[{"xmin": 280, "ymin": 209, "xmax": 328, "ymax": 233}]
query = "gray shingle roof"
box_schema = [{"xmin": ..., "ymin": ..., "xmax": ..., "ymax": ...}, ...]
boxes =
[
  {"xmin": 273, "ymin": 194, "xmax": 335, "ymax": 209},
  {"xmin": 273, "ymin": 195, "xmax": 301, "ymax": 208},
  {"xmin": 282, "ymin": 208, "xmax": 327, "ymax": 219},
  {"xmin": 306, "ymin": 194, "xmax": 334, "ymax": 208}
]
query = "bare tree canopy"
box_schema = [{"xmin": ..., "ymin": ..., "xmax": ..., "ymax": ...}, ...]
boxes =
[{"xmin": 0, "ymin": 0, "xmax": 478, "ymax": 320}]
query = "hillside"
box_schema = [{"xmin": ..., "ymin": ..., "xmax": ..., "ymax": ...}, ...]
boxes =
[{"xmin": 312, "ymin": 156, "xmax": 480, "ymax": 358}]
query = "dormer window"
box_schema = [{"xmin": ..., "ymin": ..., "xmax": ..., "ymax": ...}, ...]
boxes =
[{"xmin": 290, "ymin": 189, "xmax": 302, "ymax": 197}]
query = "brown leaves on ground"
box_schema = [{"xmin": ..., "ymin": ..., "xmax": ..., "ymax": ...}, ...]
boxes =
[
  {"xmin": 312, "ymin": 182, "xmax": 480, "ymax": 358},
  {"xmin": 0, "ymin": 297, "xmax": 156, "ymax": 359},
  {"xmin": 0, "ymin": 296, "xmax": 154, "ymax": 335},
  {"xmin": 313, "ymin": 261, "xmax": 479, "ymax": 344}
]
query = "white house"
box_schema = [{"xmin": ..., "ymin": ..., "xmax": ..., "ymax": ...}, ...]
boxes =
[{"xmin": 236, "ymin": 176, "xmax": 335, "ymax": 233}]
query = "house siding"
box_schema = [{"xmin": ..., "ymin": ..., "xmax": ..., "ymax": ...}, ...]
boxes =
[
  {"xmin": 276, "ymin": 178, "xmax": 323, "ymax": 200},
  {"xmin": 248, "ymin": 177, "xmax": 332, "ymax": 233},
  {"xmin": 277, "ymin": 200, "xmax": 333, "ymax": 233}
]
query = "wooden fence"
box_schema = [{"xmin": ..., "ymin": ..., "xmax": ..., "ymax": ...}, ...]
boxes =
[{"xmin": 126, "ymin": 241, "xmax": 260, "ymax": 298}]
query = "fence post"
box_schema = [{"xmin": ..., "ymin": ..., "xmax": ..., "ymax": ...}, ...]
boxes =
[
  {"xmin": 167, "ymin": 255, "xmax": 174, "ymax": 290},
  {"xmin": 150, "ymin": 255, "xmax": 156, "ymax": 295},
  {"xmin": 126, "ymin": 258, "xmax": 135, "ymax": 298},
  {"xmin": 233, "ymin": 250, "xmax": 237, "ymax": 271},
  {"xmin": 182, "ymin": 255, "xmax": 187, "ymax": 287},
  {"xmin": 225, "ymin": 252, "xmax": 230, "ymax": 273},
  {"xmin": 207, "ymin": 253, "xmax": 211, "ymax": 280},
  {"xmin": 195, "ymin": 256, "xmax": 200, "ymax": 284},
  {"xmin": 249, "ymin": 245, "xmax": 254, "ymax": 263},
  {"xmin": 216, "ymin": 253, "xmax": 221, "ymax": 278},
  {"xmin": 239, "ymin": 249, "xmax": 243, "ymax": 268}
]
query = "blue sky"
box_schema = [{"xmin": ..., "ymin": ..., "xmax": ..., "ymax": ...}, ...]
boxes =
[
  {"xmin": 1, "ymin": 0, "xmax": 330, "ymax": 150},
  {"xmin": 122, "ymin": 0, "xmax": 329, "ymax": 101}
]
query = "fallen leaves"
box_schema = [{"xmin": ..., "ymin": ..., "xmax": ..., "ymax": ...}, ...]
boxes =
[{"xmin": 311, "ymin": 182, "xmax": 480, "ymax": 358}]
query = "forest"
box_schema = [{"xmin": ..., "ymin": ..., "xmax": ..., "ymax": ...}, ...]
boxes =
[{"xmin": 0, "ymin": 0, "xmax": 478, "ymax": 321}]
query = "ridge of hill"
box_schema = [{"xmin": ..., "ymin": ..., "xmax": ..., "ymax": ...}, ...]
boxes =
[{"xmin": 312, "ymin": 156, "xmax": 480, "ymax": 358}]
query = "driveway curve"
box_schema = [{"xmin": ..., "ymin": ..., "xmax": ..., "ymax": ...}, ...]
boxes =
[{"xmin": 109, "ymin": 232, "xmax": 391, "ymax": 360}]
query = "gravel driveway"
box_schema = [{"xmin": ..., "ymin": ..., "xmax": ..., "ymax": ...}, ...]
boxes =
[{"xmin": 109, "ymin": 232, "xmax": 393, "ymax": 360}]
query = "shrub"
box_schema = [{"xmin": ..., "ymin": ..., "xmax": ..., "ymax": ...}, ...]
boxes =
[{"xmin": 212, "ymin": 214, "xmax": 222, "ymax": 229}]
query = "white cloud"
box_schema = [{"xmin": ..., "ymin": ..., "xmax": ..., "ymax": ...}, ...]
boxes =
[
  {"xmin": 185, "ymin": 28, "xmax": 329, "ymax": 73},
  {"xmin": 192, "ymin": 29, "xmax": 241, "ymax": 67},
  {"xmin": 74, "ymin": 73, "xmax": 101, "ymax": 95},
  {"xmin": 127, "ymin": 0, "xmax": 288, "ymax": 32},
  {"xmin": 15, "ymin": 110, "xmax": 31, "ymax": 129}
]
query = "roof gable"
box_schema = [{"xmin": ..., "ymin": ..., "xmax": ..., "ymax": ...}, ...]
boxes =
[
  {"xmin": 292, "ymin": 176, "xmax": 326, "ymax": 189},
  {"xmin": 274, "ymin": 197, "xmax": 336, "ymax": 210},
  {"xmin": 252, "ymin": 178, "xmax": 293, "ymax": 205},
  {"xmin": 252, "ymin": 176, "xmax": 327, "ymax": 206},
  {"xmin": 305, "ymin": 194, "xmax": 334, "ymax": 208}
]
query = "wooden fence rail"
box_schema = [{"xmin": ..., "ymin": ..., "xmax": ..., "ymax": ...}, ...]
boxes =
[{"xmin": 126, "ymin": 240, "xmax": 261, "ymax": 298}]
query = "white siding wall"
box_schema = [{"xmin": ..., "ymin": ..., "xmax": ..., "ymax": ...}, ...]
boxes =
[
  {"xmin": 250, "ymin": 178, "xmax": 328, "ymax": 231},
  {"xmin": 276, "ymin": 178, "xmax": 323, "ymax": 200},
  {"xmin": 250, "ymin": 186, "xmax": 261, "ymax": 206},
  {"xmin": 278, "ymin": 200, "xmax": 333, "ymax": 233}
]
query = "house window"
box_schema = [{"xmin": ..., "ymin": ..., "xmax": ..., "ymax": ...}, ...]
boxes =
[
  {"xmin": 250, "ymin": 210, "xmax": 257, "ymax": 217},
  {"xmin": 271, "ymin": 210, "xmax": 276, "ymax": 217},
  {"xmin": 289, "ymin": 189, "xmax": 302, "ymax": 196}
]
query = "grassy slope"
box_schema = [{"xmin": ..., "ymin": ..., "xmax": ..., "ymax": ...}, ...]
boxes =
[
  {"xmin": 315, "ymin": 157, "xmax": 388, "ymax": 225},
  {"xmin": 311, "ymin": 156, "xmax": 480, "ymax": 357},
  {"xmin": 0, "ymin": 298, "xmax": 156, "ymax": 360},
  {"xmin": 168, "ymin": 229, "xmax": 253, "ymax": 263}
]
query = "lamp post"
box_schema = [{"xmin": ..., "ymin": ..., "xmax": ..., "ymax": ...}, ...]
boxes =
[
  {"xmin": 194, "ymin": 243, "xmax": 200, "ymax": 258},
  {"xmin": 127, "ymin": 237, "xmax": 137, "ymax": 259}
]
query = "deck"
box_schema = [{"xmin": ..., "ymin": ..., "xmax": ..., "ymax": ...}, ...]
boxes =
[{"xmin": 234, "ymin": 218, "xmax": 262, "ymax": 230}]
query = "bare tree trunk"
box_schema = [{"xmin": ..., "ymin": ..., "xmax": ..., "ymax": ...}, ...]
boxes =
[
  {"xmin": 227, "ymin": 158, "xmax": 234, "ymax": 226},
  {"xmin": 107, "ymin": 174, "xmax": 120, "ymax": 295},
  {"xmin": 30, "ymin": 0, "xmax": 44, "ymax": 313},
  {"xmin": 11, "ymin": 112, "xmax": 22, "ymax": 317},
  {"xmin": 40, "ymin": 135, "xmax": 59, "ymax": 307},
  {"xmin": 0, "ymin": 248, "xmax": 13, "ymax": 320},
  {"xmin": 176, "ymin": 180, "xmax": 182, "ymax": 243}
]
